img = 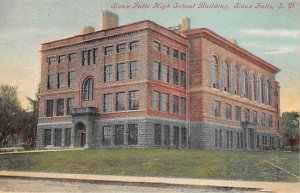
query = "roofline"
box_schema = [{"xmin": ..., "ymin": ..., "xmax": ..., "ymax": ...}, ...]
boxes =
[
  {"xmin": 41, "ymin": 20, "xmax": 186, "ymax": 46},
  {"xmin": 182, "ymin": 28, "xmax": 281, "ymax": 73}
]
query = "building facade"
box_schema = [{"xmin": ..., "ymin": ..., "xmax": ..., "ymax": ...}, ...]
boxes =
[{"xmin": 36, "ymin": 11, "xmax": 281, "ymax": 150}]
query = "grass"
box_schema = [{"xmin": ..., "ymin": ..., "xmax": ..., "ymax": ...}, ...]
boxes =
[{"xmin": 0, "ymin": 149, "xmax": 299, "ymax": 182}]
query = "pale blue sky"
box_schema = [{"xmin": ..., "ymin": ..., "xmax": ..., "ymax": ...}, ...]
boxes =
[{"xmin": 0, "ymin": 0, "xmax": 299, "ymax": 112}]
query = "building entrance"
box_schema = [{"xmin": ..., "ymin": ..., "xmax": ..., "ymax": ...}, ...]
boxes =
[{"xmin": 75, "ymin": 122, "xmax": 86, "ymax": 147}]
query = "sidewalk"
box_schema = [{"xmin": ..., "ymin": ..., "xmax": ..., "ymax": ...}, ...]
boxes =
[
  {"xmin": 0, "ymin": 148, "xmax": 83, "ymax": 155},
  {"xmin": 0, "ymin": 171, "xmax": 299, "ymax": 193}
]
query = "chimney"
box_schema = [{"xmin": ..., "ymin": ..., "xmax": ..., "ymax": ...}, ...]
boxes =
[
  {"xmin": 181, "ymin": 17, "xmax": 190, "ymax": 32},
  {"xmin": 229, "ymin": 38, "xmax": 238, "ymax": 45},
  {"xmin": 101, "ymin": 11, "xmax": 119, "ymax": 30},
  {"xmin": 80, "ymin": 26, "xmax": 95, "ymax": 35}
]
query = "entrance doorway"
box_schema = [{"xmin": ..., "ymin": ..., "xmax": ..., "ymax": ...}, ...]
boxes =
[
  {"xmin": 75, "ymin": 122, "xmax": 86, "ymax": 147},
  {"xmin": 249, "ymin": 128, "xmax": 255, "ymax": 150}
]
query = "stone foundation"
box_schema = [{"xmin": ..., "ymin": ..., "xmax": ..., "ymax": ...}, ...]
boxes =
[{"xmin": 37, "ymin": 117, "xmax": 280, "ymax": 151}]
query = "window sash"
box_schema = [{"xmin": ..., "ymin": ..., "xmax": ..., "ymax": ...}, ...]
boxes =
[
  {"xmin": 117, "ymin": 63, "xmax": 125, "ymax": 81},
  {"xmin": 116, "ymin": 93, "xmax": 125, "ymax": 111}
]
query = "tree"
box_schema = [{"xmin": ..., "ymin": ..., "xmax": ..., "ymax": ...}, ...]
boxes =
[
  {"xmin": 23, "ymin": 90, "xmax": 39, "ymax": 149},
  {"xmin": 0, "ymin": 85, "xmax": 23, "ymax": 147},
  {"xmin": 280, "ymin": 112, "xmax": 300, "ymax": 150}
]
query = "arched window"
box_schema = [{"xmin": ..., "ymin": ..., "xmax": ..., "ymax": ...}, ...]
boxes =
[
  {"xmin": 249, "ymin": 73, "xmax": 255, "ymax": 101},
  {"xmin": 221, "ymin": 60, "xmax": 229, "ymax": 92},
  {"xmin": 240, "ymin": 69, "xmax": 248, "ymax": 98},
  {"xmin": 243, "ymin": 69, "xmax": 249, "ymax": 98},
  {"xmin": 257, "ymin": 77, "xmax": 262, "ymax": 103},
  {"xmin": 210, "ymin": 56, "xmax": 218, "ymax": 88},
  {"xmin": 261, "ymin": 77, "xmax": 264, "ymax": 103},
  {"xmin": 266, "ymin": 79, "xmax": 270, "ymax": 104},
  {"xmin": 231, "ymin": 65, "xmax": 238, "ymax": 95},
  {"xmin": 82, "ymin": 78, "xmax": 94, "ymax": 101}
]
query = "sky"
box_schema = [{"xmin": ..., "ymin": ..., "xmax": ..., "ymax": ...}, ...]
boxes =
[{"xmin": 0, "ymin": 0, "xmax": 299, "ymax": 112}]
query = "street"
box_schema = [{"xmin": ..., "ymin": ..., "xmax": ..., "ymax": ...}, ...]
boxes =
[{"xmin": 0, "ymin": 178, "xmax": 263, "ymax": 193}]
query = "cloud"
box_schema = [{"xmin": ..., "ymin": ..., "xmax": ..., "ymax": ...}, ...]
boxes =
[
  {"xmin": 240, "ymin": 29, "xmax": 299, "ymax": 39},
  {"xmin": 263, "ymin": 46, "xmax": 299, "ymax": 54},
  {"xmin": 243, "ymin": 42, "xmax": 299, "ymax": 54}
]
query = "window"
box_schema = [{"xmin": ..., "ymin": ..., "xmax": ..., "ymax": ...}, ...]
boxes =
[
  {"xmin": 104, "ymin": 46, "xmax": 113, "ymax": 55},
  {"xmin": 224, "ymin": 103, "xmax": 232, "ymax": 120},
  {"xmin": 102, "ymin": 126, "xmax": 111, "ymax": 145},
  {"xmin": 268, "ymin": 115, "xmax": 273, "ymax": 128},
  {"xmin": 252, "ymin": 110, "xmax": 258, "ymax": 124},
  {"xmin": 221, "ymin": 61, "xmax": 229, "ymax": 92},
  {"xmin": 68, "ymin": 53, "xmax": 76, "ymax": 62},
  {"xmin": 241, "ymin": 69, "xmax": 249, "ymax": 98},
  {"xmin": 151, "ymin": 91, "xmax": 159, "ymax": 110},
  {"xmin": 172, "ymin": 49, "xmax": 178, "ymax": 58},
  {"xmin": 162, "ymin": 45, "xmax": 169, "ymax": 55},
  {"xmin": 104, "ymin": 65, "xmax": 112, "ymax": 82},
  {"xmin": 151, "ymin": 61, "xmax": 160, "ymax": 80},
  {"xmin": 47, "ymin": 74, "xmax": 55, "ymax": 90},
  {"xmin": 181, "ymin": 127, "xmax": 187, "ymax": 147},
  {"xmin": 65, "ymin": 128, "xmax": 71, "ymax": 146},
  {"xmin": 57, "ymin": 73, "xmax": 64, "ymax": 88},
  {"xmin": 237, "ymin": 132, "xmax": 240, "ymax": 148},
  {"xmin": 250, "ymin": 73, "xmax": 255, "ymax": 100},
  {"xmin": 117, "ymin": 43, "xmax": 126, "ymax": 53},
  {"xmin": 129, "ymin": 41, "xmax": 139, "ymax": 50},
  {"xmin": 164, "ymin": 125, "xmax": 170, "ymax": 146},
  {"xmin": 172, "ymin": 68, "xmax": 178, "ymax": 85},
  {"xmin": 219, "ymin": 130, "xmax": 222, "ymax": 147},
  {"xmin": 212, "ymin": 100, "xmax": 221, "ymax": 118},
  {"xmin": 103, "ymin": 94, "xmax": 112, "ymax": 112},
  {"xmin": 256, "ymin": 77, "xmax": 262, "ymax": 102},
  {"xmin": 172, "ymin": 96, "xmax": 179, "ymax": 114},
  {"xmin": 210, "ymin": 56, "xmax": 218, "ymax": 88},
  {"xmin": 115, "ymin": 125, "xmax": 124, "ymax": 145},
  {"xmin": 215, "ymin": 129, "xmax": 218, "ymax": 147},
  {"xmin": 244, "ymin": 108, "xmax": 250, "ymax": 122},
  {"xmin": 116, "ymin": 92, "xmax": 125, "ymax": 111},
  {"xmin": 153, "ymin": 41, "xmax": 160, "ymax": 51},
  {"xmin": 258, "ymin": 113, "xmax": 262, "ymax": 126},
  {"xmin": 93, "ymin": 48, "xmax": 97, "ymax": 64},
  {"xmin": 58, "ymin": 55, "xmax": 66, "ymax": 63},
  {"xmin": 46, "ymin": 100, "xmax": 54, "ymax": 117},
  {"xmin": 129, "ymin": 91, "xmax": 139, "ymax": 110},
  {"xmin": 47, "ymin": 57, "xmax": 56, "ymax": 65},
  {"xmin": 67, "ymin": 98, "xmax": 74, "ymax": 115},
  {"xmin": 266, "ymin": 80, "xmax": 271, "ymax": 104},
  {"xmin": 230, "ymin": 131, "xmax": 233, "ymax": 148},
  {"xmin": 116, "ymin": 63, "xmax": 125, "ymax": 81},
  {"xmin": 128, "ymin": 124, "xmax": 138, "ymax": 145},
  {"xmin": 160, "ymin": 64, "xmax": 168, "ymax": 82},
  {"xmin": 180, "ymin": 52, "xmax": 186, "ymax": 61},
  {"xmin": 232, "ymin": 65, "xmax": 238, "ymax": 95},
  {"xmin": 262, "ymin": 113, "xmax": 266, "ymax": 126},
  {"xmin": 235, "ymin": 106, "xmax": 241, "ymax": 121},
  {"xmin": 226, "ymin": 131, "xmax": 229, "ymax": 148},
  {"xmin": 82, "ymin": 49, "xmax": 97, "ymax": 65},
  {"xmin": 56, "ymin": 99, "xmax": 64, "ymax": 116},
  {"xmin": 173, "ymin": 126, "xmax": 179, "ymax": 146},
  {"xmin": 44, "ymin": 129, "xmax": 51, "ymax": 146},
  {"xmin": 179, "ymin": 97, "xmax": 186, "ymax": 115},
  {"xmin": 82, "ymin": 78, "xmax": 94, "ymax": 101},
  {"xmin": 154, "ymin": 124, "xmax": 161, "ymax": 145},
  {"xmin": 54, "ymin": 128, "xmax": 62, "ymax": 146},
  {"xmin": 129, "ymin": 61, "xmax": 138, "ymax": 79},
  {"xmin": 68, "ymin": 71, "xmax": 75, "ymax": 87},
  {"xmin": 160, "ymin": 93, "xmax": 168, "ymax": 112},
  {"xmin": 180, "ymin": 71, "xmax": 186, "ymax": 87}
]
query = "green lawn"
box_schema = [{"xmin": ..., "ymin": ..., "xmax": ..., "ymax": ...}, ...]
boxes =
[{"xmin": 0, "ymin": 149, "xmax": 299, "ymax": 182}]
